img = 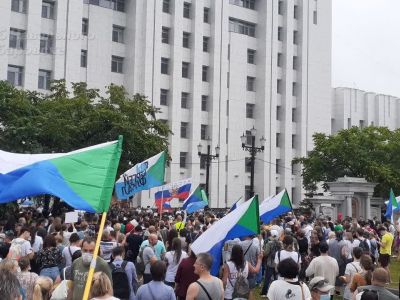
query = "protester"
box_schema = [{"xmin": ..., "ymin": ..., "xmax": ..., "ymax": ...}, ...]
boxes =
[
  {"xmin": 89, "ymin": 271, "xmax": 118, "ymax": 300},
  {"xmin": 100, "ymin": 230, "xmax": 118, "ymax": 263},
  {"xmin": 350, "ymin": 254, "xmax": 374, "ymax": 294},
  {"xmin": 32, "ymin": 276, "xmax": 53, "ymax": 300},
  {"xmin": 141, "ymin": 233, "xmax": 159, "ymax": 284},
  {"xmin": 0, "ymin": 269, "xmax": 23, "ymax": 300},
  {"xmin": 274, "ymin": 235, "xmax": 301, "ymax": 276},
  {"xmin": 377, "ymin": 225, "xmax": 394, "ymax": 282},
  {"xmin": 124, "ymin": 225, "xmax": 143, "ymax": 263},
  {"xmin": 16, "ymin": 257, "xmax": 39, "ymax": 300},
  {"xmin": 355, "ymin": 267, "xmax": 398, "ymax": 300},
  {"xmin": 341, "ymin": 246, "xmax": 363, "ymax": 300},
  {"xmin": 260, "ymin": 229, "xmax": 281, "ymax": 296},
  {"xmin": 110, "ymin": 246, "xmax": 137, "ymax": 300},
  {"xmin": 36, "ymin": 235, "xmax": 63, "ymax": 281},
  {"xmin": 175, "ymin": 251, "xmax": 199, "ymax": 300},
  {"xmin": 309, "ymin": 276, "xmax": 334, "ymax": 300},
  {"xmin": 164, "ymin": 237, "xmax": 187, "ymax": 287},
  {"xmin": 62, "ymin": 233, "xmax": 82, "ymax": 268},
  {"xmin": 0, "ymin": 230, "xmax": 14, "ymax": 259},
  {"xmin": 8, "ymin": 226, "xmax": 34, "ymax": 260}
]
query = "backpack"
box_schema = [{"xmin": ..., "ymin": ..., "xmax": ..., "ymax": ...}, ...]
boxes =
[
  {"xmin": 68, "ymin": 247, "xmax": 81, "ymax": 263},
  {"xmin": 7, "ymin": 239, "xmax": 25, "ymax": 261},
  {"xmin": 266, "ymin": 240, "xmax": 282, "ymax": 266},
  {"xmin": 109, "ymin": 261, "xmax": 130, "ymax": 300},
  {"xmin": 359, "ymin": 239, "xmax": 370, "ymax": 254},
  {"xmin": 229, "ymin": 264, "xmax": 250, "ymax": 299}
]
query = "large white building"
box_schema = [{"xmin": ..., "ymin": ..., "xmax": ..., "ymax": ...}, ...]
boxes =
[{"xmin": 0, "ymin": 0, "xmax": 332, "ymax": 207}]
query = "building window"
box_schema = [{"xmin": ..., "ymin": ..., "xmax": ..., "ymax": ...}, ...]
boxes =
[
  {"xmin": 201, "ymin": 95, "xmax": 208, "ymax": 111},
  {"xmin": 11, "ymin": 0, "xmax": 27, "ymax": 13},
  {"xmin": 229, "ymin": 0, "xmax": 255, "ymax": 10},
  {"xmin": 276, "ymin": 159, "xmax": 280, "ymax": 174},
  {"xmin": 112, "ymin": 25, "xmax": 124, "ymax": 43},
  {"xmin": 42, "ymin": 1, "xmax": 55, "ymax": 19},
  {"xmin": 160, "ymin": 89, "xmax": 168, "ymax": 106},
  {"xmin": 81, "ymin": 50, "xmax": 87, "ymax": 67},
  {"xmin": 292, "ymin": 82, "xmax": 297, "ymax": 96},
  {"xmin": 182, "ymin": 32, "xmax": 190, "ymax": 48},
  {"xmin": 293, "ymin": 30, "xmax": 299, "ymax": 45},
  {"xmin": 183, "ymin": 2, "xmax": 191, "ymax": 18},
  {"xmin": 201, "ymin": 124, "xmax": 208, "ymax": 140},
  {"xmin": 360, "ymin": 120, "xmax": 365, "ymax": 128},
  {"xmin": 181, "ymin": 92, "xmax": 189, "ymax": 109},
  {"xmin": 246, "ymin": 103, "xmax": 254, "ymax": 118},
  {"xmin": 7, "ymin": 65, "xmax": 23, "ymax": 87},
  {"xmin": 204, "ymin": 7, "xmax": 209, "ymax": 23},
  {"xmin": 278, "ymin": 0, "xmax": 283, "ymax": 15},
  {"xmin": 227, "ymin": 72, "xmax": 230, "ymax": 87},
  {"xmin": 276, "ymin": 106, "xmax": 281, "ymax": 120},
  {"xmin": 202, "ymin": 65, "xmax": 209, "ymax": 82},
  {"xmin": 229, "ymin": 18, "xmax": 256, "ymax": 37},
  {"xmin": 162, "ymin": 0, "xmax": 170, "ymax": 13},
  {"xmin": 278, "ymin": 26, "xmax": 283, "ymax": 41},
  {"xmin": 40, "ymin": 34, "xmax": 53, "ymax": 54},
  {"xmin": 247, "ymin": 76, "xmax": 255, "ymax": 91},
  {"xmin": 292, "ymin": 134, "xmax": 296, "ymax": 148},
  {"xmin": 161, "ymin": 57, "xmax": 169, "ymax": 75},
  {"xmin": 245, "ymin": 130, "xmax": 252, "ymax": 145},
  {"xmin": 9, "ymin": 28, "xmax": 25, "ymax": 49},
  {"xmin": 38, "ymin": 69, "xmax": 51, "ymax": 90},
  {"xmin": 294, "ymin": 5, "xmax": 298, "ymax": 19},
  {"xmin": 200, "ymin": 155, "xmax": 207, "ymax": 169},
  {"xmin": 347, "ymin": 118, "xmax": 351, "ymax": 129},
  {"xmin": 277, "ymin": 79, "xmax": 282, "ymax": 94},
  {"xmin": 276, "ymin": 133, "xmax": 280, "ymax": 147},
  {"xmin": 162, "ymin": 27, "xmax": 170, "ymax": 44},
  {"xmin": 313, "ymin": 10, "xmax": 318, "ymax": 24},
  {"xmin": 277, "ymin": 53, "xmax": 283, "ymax": 67},
  {"xmin": 82, "ymin": 19, "xmax": 89, "ymax": 36},
  {"xmin": 111, "ymin": 0, "xmax": 125, "ymax": 12},
  {"xmin": 203, "ymin": 36, "xmax": 209, "ymax": 52},
  {"xmin": 245, "ymin": 185, "xmax": 251, "ymax": 200},
  {"xmin": 180, "ymin": 122, "xmax": 188, "ymax": 138},
  {"xmin": 245, "ymin": 157, "xmax": 252, "ymax": 173},
  {"xmin": 247, "ymin": 49, "xmax": 256, "ymax": 64},
  {"xmin": 180, "ymin": 152, "xmax": 187, "ymax": 168},
  {"xmin": 293, "ymin": 56, "xmax": 298, "ymax": 70},
  {"xmin": 182, "ymin": 62, "xmax": 190, "ymax": 78},
  {"xmin": 111, "ymin": 55, "xmax": 124, "ymax": 73}
]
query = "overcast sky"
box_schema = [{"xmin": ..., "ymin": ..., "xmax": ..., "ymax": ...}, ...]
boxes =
[{"xmin": 332, "ymin": 0, "xmax": 400, "ymax": 97}]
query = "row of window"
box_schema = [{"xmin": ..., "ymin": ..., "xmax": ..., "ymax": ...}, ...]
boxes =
[
  {"xmin": 162, "ymin": 28, "xmax": 211, "ymax": 52},
  {"xmin": 12, "ymin": 0, "xmax": 55, "ymax": 19},
  {"xmin": 160, "ymin": 90, "xmax": 209, "ymax": 111},
  {"xmin": 7, "ymin": 65, "xmax": 51, "ymax": 90},
  {"xmin": 9, "ymin": 28, "xmax": 53, "ymax": 53},
  {"xmin": 229, "ymin": 0, "xmax": 256, "ymax": 10},
  {"xmin": 180, "ymin": 123, "xmax": 209, "ymax": 140},
  {"xmin": 83, "ymin": 0, "xmax": 125, "ymax": 12},
  {"xmin": 278, "ymin": 27, "xmax": 299, "ymax": 44},
  {"xmin": 278, "ymin": 1, "xmax": 318, "ymax": 25},
  {"xmin": 160, "ymin": 58, "xmax": 210, "ymax": 81},
  {"xmin": 162, "ymin": 0, "xmax": 210, "ymax": 23}
]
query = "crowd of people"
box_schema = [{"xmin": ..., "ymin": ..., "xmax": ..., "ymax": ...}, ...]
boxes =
[{"xmin": 0, "ymin": 205, "xmax": 398, "ymax": 300}]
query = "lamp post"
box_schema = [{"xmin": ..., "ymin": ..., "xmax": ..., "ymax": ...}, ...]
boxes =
[
  {"xmin": 240, "ymin": 126, "xmax": 266, "ymax": 198},
  {"xmin": 197, "ymin": 141, "xmax": 220, "ymax": 197}
]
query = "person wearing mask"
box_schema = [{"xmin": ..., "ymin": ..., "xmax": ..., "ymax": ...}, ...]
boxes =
[
  {"xmin": 175, "ymin": 251, "xmax": 199, "ymax": 300},
  {"xmin": 136, "ymin": 261, "xmax": 176, "ymax": 300},
  {"xmin": 355, "ymin": 268, "xmax": 398, "ymax": 300},
  {"xmin": 341, "ymin": 247, "xmax": 363, "ymax": 300},
  {"xmin": 350, "ymin": 254, "xmax": 374, "ymax": 294},
  {"xmin": 164, "ymin": 237, "xmax": 187, "ymax": 287},
  {"xmin": 260, "ymin": 230, "xmax": 282, "ymax": 297},
  {"xmin": 36, "ymin": 234, "xmax": 63, "ymax": 282},
  {"xmin": 0, "ymin": 269, "xmax": 23, "ymax": 300},
  {"xmin": 186, "ymin": 253, "xmax": 224, "ymax": 300},
  {"xmin": 69, "ymin": 237, "xmax": 112, "ymax": 300},
  {"xmin": 305, "ymin": 241, "xmax": 339, "ymax": 297},
  {"xmin": 89, "ymin": 271, "xmax": 118, "ymax": 300},
  {"xmin": 377, "ymin": 226, "xmax": 394, "ymax": 282},
  {"xmin": 8, "ymin": 227, "xmax": 34, "ymax": 261},
  {"xmin": 309, "ymin": 276, "xmax": 334, "ymax": 300},
  {"xmin": 62, "ymin": 233, "xmax": 81, "ymax": 268},
  {"xmin": 142, "ymin": 234, "xmax": 159, "ymax": 284},
  {"xmin": 16, "ymin": 257, "xmax": 39, "ymax": 300},
  {"xmin": 274, "ymin": 235, "xmax": 301, "ymax": 276},
  {"xmin": 32, "ymin": 276, "xmax": 53, "ymax": 300},
  {"xmin": 110, "ymin": 246, "xmax": 137, "ymax": 300},
  {"xmin": 222, "ymin": 244, "xmax": 262, "ymax": 300},
  {"xmin": 267, "ymin": 258, "xmax": 312, "ymax": 300}
]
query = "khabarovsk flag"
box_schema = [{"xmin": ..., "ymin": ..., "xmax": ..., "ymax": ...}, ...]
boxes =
[
  {"xmin": 182, "ymin": 185, "xmax": 208, "ymax": 213},
  {"xmin": 228, "ymin": 196, "xmax": 245, "ymax": 212},
  {"xmin": 0, "ymin": 137, "xmax": 123, "ymax": 213},
  {"xmin": 385, "ymin": 188, "xmax": 399, "ymax": 222},
  {"xmin": 115, "ymin": 151, "xmax": 166, "ymax": 200},
  {"xmin": 191, "ymin": 195, "xmax": 260, "ymax": 275},
  {"xmin": 259, "ymin": 189, "xmax": 292, "ymax": 224}
]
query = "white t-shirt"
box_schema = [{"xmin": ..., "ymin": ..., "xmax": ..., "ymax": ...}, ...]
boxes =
[
  {"xmin": 343, "ymin": 261, "xmax": 361, "ymax": 300},
  {"xmin": 267, "ymin": 279, "xmax": 311, "ymax": 300},
  {"xmin": 164, "ymin": 250, "xmax": 188, "ymax": 282},
  {"xmin": 62, "ymin": 245, "xmax": 81, "ymax": 267},
  {"xmin": 32, "ymin": 235, "xmax": 43, "ymax": 253},
  {"xmin": 305, "ymin": 255, "xmax": 339, "ymax": 294},
  {"xmin": 274, "ymin": 250, "xmax": 301, "ymax": 280},
  {"xmin": 224, "ymin": 261, "xmax": 249, "ymax": 299}
]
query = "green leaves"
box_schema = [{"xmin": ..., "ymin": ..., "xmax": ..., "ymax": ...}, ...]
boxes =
[
  {"xmin": 0, "ymin": 80, "xmax": 170, "ymax": 176},
  {"xmin": 294, "ymin": 126, "xmax": 400, "ymax": 197}
]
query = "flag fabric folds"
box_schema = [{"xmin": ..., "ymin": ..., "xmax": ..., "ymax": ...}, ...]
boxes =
[
  {"xmin": 259, "ymin": 189, "xmax": 292, "ymax": 224},
  {"xmin": 385, "ymin": 188, "xmax": 399, "ymax": 222},
  {"xmin": 154, "ymin": 179, "xmax": 192, "ymax": 203},
  {"xmin": 115, "ymin": 151, "xmax": 166, "ymax": 200},
  {"xmin": 228, "ymin": 197, "xmax": 245, "ymax": 212},
  {"xmin": 191, "ymin": 195, "xmax": 260, "ymax": 275},
  {"xmin": 182, "ymin": 186, "xmax": 208, "ymax": 213},
  {"xmin": 0, "ymin": 138, "xmax": 123, "ymax": 213}
]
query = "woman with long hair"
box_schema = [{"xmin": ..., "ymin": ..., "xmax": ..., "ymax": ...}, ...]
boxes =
[
  {"xmin": 350, "ymin": 254, "xmax": 374, "ymax": 293},
  {"xmin": 17, "ymin": 257, "xmax": 39, "ymax": 300},
  {"xmin": 32, "ymin": 276, "xmax": 53, "ymax": 300},
  {"xmin": 164, "ymin": 237, "xmax": 188, "ymax": 287},
  {"xmin": 36, "ymin": 235, "xmax": 63, "ymax": 282},
  {"xmin": 222, "ymin": 244, "xmax": 262, "ymax": 300},
  {"xmin": 89, "ymin": 271, "xmax": 118, "ymax": 300}
]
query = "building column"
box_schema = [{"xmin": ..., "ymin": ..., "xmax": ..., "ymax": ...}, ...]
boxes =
[
  {"xmin": 365, "ymin": 195, "xmax": 371, "ymax": 220},
  {"xmin": 346, "ymin": 196, "xmax": 352, "ymax": 218}
]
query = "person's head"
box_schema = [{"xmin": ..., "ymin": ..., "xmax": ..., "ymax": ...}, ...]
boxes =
[
  {"xmin": 0, "ymin": 269, "xmax": 22, "ymax": 300},
  {"xmin": 111, "ymin": 246, "xmax": 124, "ymax": 259},
  {"xmin": 19, "ymin": 226, "xmax": 31, "ymax": 241},
  {"xmin": 176, "ymin": 215, "xmax": 182, "ymax": 222},
  {"xmin": 194, "ymin": 253, "xmax": 212, "ymax": 275},
  {"xmin": 4, "ymin": 230, "xmax": 14, "ymax": 243},
  {"xmin": 352, "ymin": 247, "xmax": 363, "ymax": 260},
  {"xmin": 360, "ymin": 254, "xmax": 374, "ymax": 284},
  {"xmin": 277, "ymin": 258, "xmax": 299, "ymax": 279},
  {"xmin": 43, "ymin": 234, "xmax": 56, "ymax": 249},
  {"xmin": 230, "ymin": 244, "xmax": 244, "ymax": 270},
  {"xmin": 89, "ymin": 272, "xmax": 113, "ymax": 299},
  {"xmin": 270, "ymin": 229, "xmax": 279, "ymax": 239},
  {"xmin": 377, "ymin": 226, "xmax": 387, "ymax": 235},
  {"xmin": 101, "ymin": 229, "xmax": 110, "ymax": 241},
  {"xmin": 360, "ymin": 290, "xmax": 379, "ymax": 300},
  {"xmin": 148, "ymin": 225, "xmax": 156, "ymax": 234},
  {"xmin": 328, "ymin": 231, "xmax": 335, "ymax": 240},
  {"xmin": 356, "ymin": 228, "xmax": 364, "ymax": 238},
  {"xmin": 69, "ymin": 233, "xmax": 81, "ymax": 246},
  {"xmin": 148, "ymin": 234, "xmax": 158, "ymax": 246},
  {"xmin": 113, "ymin": 223, "xmax": 121, "ymax": 232},
  {"xmin": 371, "ymin": 268, "xmax": 389, "ymax": 287},
  {"xmin": 318, "ymin": 241, "xmax": 329, "ymax": 254},
  {"xmin": 32, "ymin": 276, "xmax": 53, "ymax": 300},
  {"xmin": 150, "ymin": 260, "xmax": 167, "ymax": 281},
  {"xmin": 0, "ymin": 258, "xmax": 18, "ymax": 273},
  {"xmin": 282, "ymin": 235, "xmax": 294, "ymax": 250},
  {"xmin": 309, "ymin": 276, "xmax": 334, "ymax": 300},
  {"xmin": 81, "ymin": 237, "xmax": 96, "ymax": 266},
  {"xmin": 18, "ymin": 257, "xmax": 31, "ymax": 272}
]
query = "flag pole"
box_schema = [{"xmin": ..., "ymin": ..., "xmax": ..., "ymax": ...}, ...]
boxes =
[{"xmin": 82, "ymin": 211, "xmax": 107, "ymax": 300}]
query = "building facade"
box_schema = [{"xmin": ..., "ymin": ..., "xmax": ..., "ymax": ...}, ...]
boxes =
[{"xmin": 0, "ymin": 0, "xmax": 332, "ymax": 208}]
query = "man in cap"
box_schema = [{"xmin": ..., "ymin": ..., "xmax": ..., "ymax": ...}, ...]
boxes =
[{"xmin": 309, "ymin": 276, "xmax": 334, "ymax": 300}]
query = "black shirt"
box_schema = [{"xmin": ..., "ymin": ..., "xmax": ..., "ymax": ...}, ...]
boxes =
[
  {"xmin": 0, "ymin": 242, "xmax": 11, "ymax": 259},
  {"xmin": 126, "ymin": 233, "xmax": 143, "ymax": 262}
]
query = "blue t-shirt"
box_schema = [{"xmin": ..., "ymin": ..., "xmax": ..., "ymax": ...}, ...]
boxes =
[{"xmin": 136, "ymin": 281, "xmax": 176, "ymax": 300}]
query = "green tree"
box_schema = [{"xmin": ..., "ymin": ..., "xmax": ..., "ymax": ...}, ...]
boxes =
[
  {"xmin": 0, "ymin": 80, "xmax": 170, "ymax": 174},
  {"xmin": 293, "ymin": 126, "xmax": 400, "ymax": 197}
]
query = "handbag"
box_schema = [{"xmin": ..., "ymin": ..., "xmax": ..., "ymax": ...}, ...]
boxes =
[{"xmin": 50, "ymin": 268, "xmax": 68, "ymax": 300}]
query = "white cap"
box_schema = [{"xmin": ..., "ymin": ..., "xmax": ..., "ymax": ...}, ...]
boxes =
[{"xmin": 270, "ymin": 229, "xmax": 279, "ymax": 238}]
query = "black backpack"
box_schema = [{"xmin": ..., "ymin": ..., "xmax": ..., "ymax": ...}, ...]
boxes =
[
  {"xmin": 109, "ymin": 261, "xmax": 130, "ymax": 300},
  {"xmin": 359, "ymin": 239, "xmax": 370, "ymax": 254}
]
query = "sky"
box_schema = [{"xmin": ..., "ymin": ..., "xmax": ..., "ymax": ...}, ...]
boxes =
[{"xmin": 332, "ymin": 0, "xmax": 400, "ymax": 97}]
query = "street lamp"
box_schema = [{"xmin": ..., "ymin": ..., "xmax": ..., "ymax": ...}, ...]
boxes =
[
  {"xmin": 240, "ymin": 126, "xmax": 265, "ymax": 198},
  {"xmin": 197, "ymin": 140, "xmax": 220, "ymax": 197}
]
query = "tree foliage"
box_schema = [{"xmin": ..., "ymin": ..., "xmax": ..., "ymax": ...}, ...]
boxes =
[
  {"xmin": 293, "ymin": 126, "xmax": 400, "ymax": 197},
  {"xmin": 0, "ymin": 80, "xmax": 170, "ymax": 175}
]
